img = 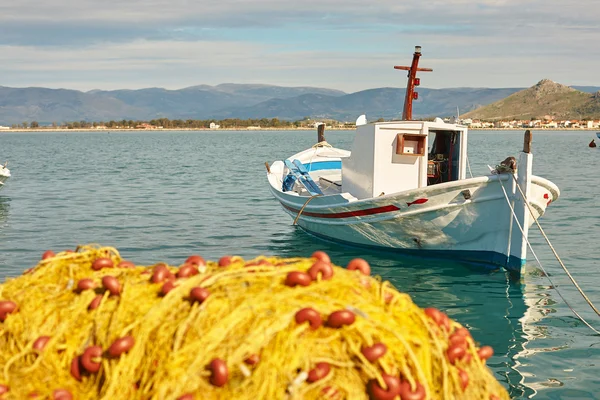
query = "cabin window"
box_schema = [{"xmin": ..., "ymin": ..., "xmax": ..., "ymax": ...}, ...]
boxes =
[
  {"xmin": 427, "ymin": 130, "xmax": 461, "ymax": 185},
  {"xmin": 395, "ymin": 134, "xmax": 426, "ymax": 156}
]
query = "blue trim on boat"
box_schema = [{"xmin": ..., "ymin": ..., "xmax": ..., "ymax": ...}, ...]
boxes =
[
  {"xmin": 303, "ymin": 161, "xmax": 342, "ymax": 171},
  {"xmin": 302, "ymin": 229, "xmax": 524, "ymax": 273}
]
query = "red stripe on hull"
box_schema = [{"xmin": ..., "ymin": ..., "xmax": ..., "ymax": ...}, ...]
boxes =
[{"xmin": 281, "ymin": 203, "xmax": 400, "ymax": 219}]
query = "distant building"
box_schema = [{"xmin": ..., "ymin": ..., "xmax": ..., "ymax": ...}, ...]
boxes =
[
  {"xmin": 0, "ymin": 126, "xmax": 10, "ymax": 130},
  {"xmin": 135, "ymin": 123, "xmax": 155, "ymax": 129},
  {"xmin": 209, "ymin": 122, "xmax": 220, "ymax": 129}
]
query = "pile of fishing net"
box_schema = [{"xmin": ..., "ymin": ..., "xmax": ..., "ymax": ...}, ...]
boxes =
[{"xmin": 0, "ymin": 245, "xmax": 509, "ymax": 399}]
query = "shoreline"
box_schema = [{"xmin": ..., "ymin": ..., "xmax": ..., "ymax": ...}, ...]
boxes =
[{"xmin": 1, "ymin": 127, "xmax": 598, "ymax": 133}]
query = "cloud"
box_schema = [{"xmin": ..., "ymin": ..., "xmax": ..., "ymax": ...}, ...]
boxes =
[{"xmin": 1, "ymin": 0, "xmax": 599, "ymax": 91}]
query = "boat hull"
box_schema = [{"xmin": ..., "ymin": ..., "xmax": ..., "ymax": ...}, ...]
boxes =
[{"xmin": 268, "ymin": 173, "xmax": 559, "ymax": 272}]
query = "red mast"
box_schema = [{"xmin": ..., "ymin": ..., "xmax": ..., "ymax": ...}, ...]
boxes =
[{"xmin": 394, "ymin": 46, "xmax": 432, "ymax": 120}]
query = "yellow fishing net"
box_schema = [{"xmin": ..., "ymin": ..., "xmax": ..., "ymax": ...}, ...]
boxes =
[{"xmin": 0, "ymin": 245, "xmax": 509, "ymax": 400}]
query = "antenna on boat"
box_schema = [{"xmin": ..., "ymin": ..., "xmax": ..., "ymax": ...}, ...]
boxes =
[{"xmin": 394, "ymin": 46, "xmax": 433, "ymax": 120}]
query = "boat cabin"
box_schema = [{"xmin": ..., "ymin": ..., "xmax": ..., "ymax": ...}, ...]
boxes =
[{"xmin": 341, "ymin": 119, "xmax": 468, "ymax": 199}]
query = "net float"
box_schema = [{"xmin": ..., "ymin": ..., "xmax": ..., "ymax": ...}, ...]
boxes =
[
  {"xmin": 118, "ymin": 260, "xmax": 136, "ymax": 268},
  {"xmin": 307, "ymin": 362, "xmax": 330, "ymax": 382},
  {"xmin": 447, "ymin": 344, "xmax": 466, "ymax": 365},
  {"xmin": 185, "ymin": 255, "xmax": 205, "ymax": 266},
  {"xmin": 478, "ymin": 345, "xmax": 494, "ymax": 361},
  {"xmin": 108, "ymin": 336, "xmax": 135, "ymax": 357},
  {"xmin": 70, "ymin": 357, "xmax": 82, "ymax": 381},
  {"xmin": 424, "ymin": 307, "xmax": 450, "ymax": 331},
  {"xmin": 361, "ymin": 343, "xmax": 387, "ymax": 362},
  {"xmin": 311, "ymin": 251, "xmax": 330, "ymax": 264},
  {"xmin": 458, "ymin": 369, "xmax": 469, "ymax": 391},
  {"xmin": 32, "ymin": 336, "xmax": 51, "ymax": 351},
  {"xmin": 285, "ymin": 271, "xmax": 312, "ymax": 287},
  {"xmin": 308, "ymin": 260, "xmax": 334, "ymax": 280},
  {"xmin": 244, "ymin": 354, "xmax": 260, "ymax": 365},
  {"xmin": 327, "ymin": 310, "xmax": 356, "ymax": 328},
  {"xmin": 102, "ymin": 276, "xmax": 121, "ymax": 296},
  {"xmin": 398, "ymin": 380, "xmax": 426, "ymax": 400},
  {"xmin": 209, "ymin": 358, "xmax": 228, "ymax": 387},
  {"xmin": 176, "ymin": 263, "xmax": 199, "ymax": 278},
  {"xmin": 76, "ymin": 278, "xmax": 96, "ymax": 292},
  {"xmin": 81, "ymin": 346, "xmax": 103, "ymax": 373},
  {"xmin": 92, "ymin": 257, "xmax": 114, "ymax": 270},
  {"xmin": 161, "ymin": 281, "xmax": 177, "ymax": 296},
  {"xmin": 52, "ymin": 389, "xmax": 72, "ymax": 400},
  {"xmin": 346, "ymin": 258, "xmax": 371, "ymax": 276},
  {"xmin": 295, "ymin": 307, "xmax": 322, "ymax": 330},
  {"xmin": 367, "ymin": 374, "xmax": 401, "ymax": 400},
  {"xmin": 218, "ymin": 256, "xmax": 233, "ymax": 267},
  {"xmin": 151, "ymin": 265, "xmax": 174, "ymax": 283},
  {"xmin": 0, "ymin": 301, "xmax": 18, "ymax": 322},
  {"xmin": 189, "ymin": 287, "xmax": 210, "ymax": 304},
  {"xmin": 88, "ymin": 295, "xmax": 103, "ymax": 310}
]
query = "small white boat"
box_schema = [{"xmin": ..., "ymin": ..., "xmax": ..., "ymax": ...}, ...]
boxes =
[
  {"xmin": 0, "ymin": 162, "xmax": 10, "ymax": 191},
  {"xmin": 266, "ymin": 46, "xmax": 560, "ymax": 273}
]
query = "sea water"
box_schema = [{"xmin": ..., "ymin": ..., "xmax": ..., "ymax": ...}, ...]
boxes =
[{"xmin": 1, "ymin": 129, "xmax": 599, "ymax": 398}]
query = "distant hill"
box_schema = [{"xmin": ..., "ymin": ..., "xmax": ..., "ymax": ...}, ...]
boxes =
[
  {"xmin": 1, "ymin": 82, "xmax": 599, "ymax": 125},
  {"xmin": 214, "ymin": 87, "xmax": 526, "ymax": 121},
  {"xmin": 462, "ymin": 80, "xmax": 600, "ymax": 120}
]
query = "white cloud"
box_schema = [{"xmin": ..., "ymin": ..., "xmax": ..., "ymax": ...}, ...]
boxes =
[{"xmin": 1, "ymin": 0, "xmax": 599, "ymax": 90}]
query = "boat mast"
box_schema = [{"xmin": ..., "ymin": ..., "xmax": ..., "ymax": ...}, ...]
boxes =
[{"xmin": 394, "ymin": 46, "xmax": 432, "ymax": 120}]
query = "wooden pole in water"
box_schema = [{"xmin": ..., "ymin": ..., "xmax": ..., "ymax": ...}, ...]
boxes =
[
  {"xmin": 523, "ymin": 130, "xmax": 532, "ymax": 153},
  {"xmin": 317, "ymin": 123, "xmax": 325, "ymax": 143}
]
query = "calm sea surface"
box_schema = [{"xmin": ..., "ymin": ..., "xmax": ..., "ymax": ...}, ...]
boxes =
[{"xmin": 1, "ymin": 129, "xmax": 599, "ymax": 398}]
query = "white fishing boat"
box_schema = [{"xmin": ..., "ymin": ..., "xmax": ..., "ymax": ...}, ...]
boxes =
[
  {"xmin": 0, "ymin": 162, "xmax": 10, "ymax": 191},
  {"xmin": 265, "ymin": 46, "xmax": 560, "ymax": 273}
]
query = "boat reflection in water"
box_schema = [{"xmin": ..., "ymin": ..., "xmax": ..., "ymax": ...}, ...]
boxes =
[
  {"xmin": 263, "ymin": 228, "xmax": 544, "ymax": 398},
  {"xmin": 0, "ymin": 197, "xmax": 9, "ymax": 224}
]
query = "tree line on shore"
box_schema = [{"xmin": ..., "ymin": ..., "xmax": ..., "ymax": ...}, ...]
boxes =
[{"xmin": 12, "ymin": 117, "xmax": 353, "ymax": 130}]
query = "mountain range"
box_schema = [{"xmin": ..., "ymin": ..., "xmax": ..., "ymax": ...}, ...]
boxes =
[{"xmin": 1, "ymin": 82, "xmax": 599, "ymax": 125}]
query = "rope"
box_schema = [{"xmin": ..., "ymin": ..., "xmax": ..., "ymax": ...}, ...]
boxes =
[
  {"xmin": 465, "ymin": 154, "xmax": 473, "ymax": 178},
  {"xmin": 509, "ymin": 173, "xmax": 600, "ymax": 318},
  {"xmin": 311, "ymin": 141, "xmax": 332, "ymax": 149},
  {"xmin": 496, "ymin": 178, "xmax": 600, "ymax": 335},
  {"xmin": 293, "ymin": 194, "xmax": 322, "ymax": 225}
]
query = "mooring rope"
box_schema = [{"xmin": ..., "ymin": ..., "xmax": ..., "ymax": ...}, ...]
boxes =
[
  {"xmin": 466, "ymin": 154, "xmax": 474, "ymax": 179},
  {"xmin": 510, "ymin": 174, "xmax": 600, "ymax": 318},
  {"xmin": 496, "ymin": 178, "xmax": 600, "ymax": 335},
  {"xmin": 293, "ymin": 194, "xmax": 322, "ymax": 225}
]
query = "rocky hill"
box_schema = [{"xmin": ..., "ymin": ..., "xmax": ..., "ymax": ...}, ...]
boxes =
[{"xmin": 462, "ymin": 80, "xmax": 600, "ymax": 120}]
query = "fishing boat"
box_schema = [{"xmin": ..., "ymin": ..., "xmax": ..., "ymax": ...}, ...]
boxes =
[
  {"xmin": 0, "ymin": 162, "xmax": 10, "ymax": 191},
  {"xmin": 265, "ymin": 46, "xmax": 560, "ymax": 273}
]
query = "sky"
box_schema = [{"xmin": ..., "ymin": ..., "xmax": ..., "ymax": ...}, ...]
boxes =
[{"xmin": 1, "ymin": 0, "xmax": 598, "ymax": 93}]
